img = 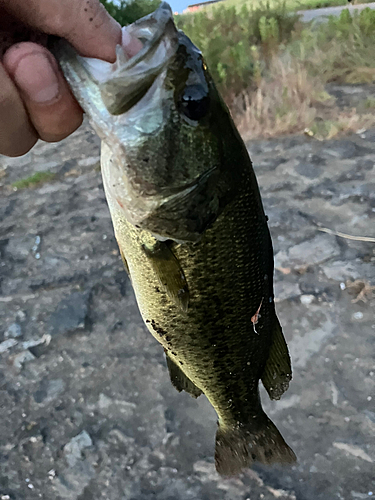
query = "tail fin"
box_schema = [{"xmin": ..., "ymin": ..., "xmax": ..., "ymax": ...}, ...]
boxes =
[{"xmin": 215, "ymin": 413, "xmax": 296, "ymax": 476}]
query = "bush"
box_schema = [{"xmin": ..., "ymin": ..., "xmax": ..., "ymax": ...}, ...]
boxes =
[
  {"xmin": 288, "ymin": 8, "xmax": 375, "ymax": 83},
  {"xmin": 176, "ymin": 2, "xmax": 300, "ymax": 99}
]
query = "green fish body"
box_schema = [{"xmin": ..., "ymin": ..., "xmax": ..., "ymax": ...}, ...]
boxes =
[{"xmin": 54, "ymin": 2, "xmax": 296, "ymax": 475}]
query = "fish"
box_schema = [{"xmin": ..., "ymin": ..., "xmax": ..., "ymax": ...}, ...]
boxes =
[{"xmin": 53, "ymin": 2, "xmax": 296, "ymax": 476}]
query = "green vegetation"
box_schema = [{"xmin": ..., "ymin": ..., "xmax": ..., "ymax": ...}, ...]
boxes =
[
  {"xmin": 202, "ymin": 0, "xmax": 373, "ymax": 14},
  {"xmin": 177, "ymin": 3, "xmax": 300, "ymax": 97},
  {"xmin": 99, "ymin": 0, "xmax": 160, "ymax": 25},
  {"xmin": 177, "ymin": 5, "xmax": 375, "ymax": 98},
  {"xmin": 12, "ymin": 171, "xmax": 56, "ymax": 190},
  {"xmin": 288, "ymin": 8, "xmax": 375, "ymax": 83}
]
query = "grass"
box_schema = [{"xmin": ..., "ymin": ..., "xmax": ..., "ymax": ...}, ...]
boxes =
[
  {"xmin": 288, "ymin": 8, "xmax": 375, "ymax": 83},
  {"xmin": 200, "ymin": 0, "xmax": 374, "ymax": 14},
  {"xmin": 12, "ymin": 171, "xmax": 57, "ymax": 190}
]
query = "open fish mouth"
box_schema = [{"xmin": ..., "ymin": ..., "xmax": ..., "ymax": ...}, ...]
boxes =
[{"xmin": 79, "ymin": 2, "xmax": 179, "ymax": 114}]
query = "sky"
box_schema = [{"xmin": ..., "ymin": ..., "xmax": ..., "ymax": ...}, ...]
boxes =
[{"xmin": 168, "ymin": 0, "xmax": 193, "ymax": 13}]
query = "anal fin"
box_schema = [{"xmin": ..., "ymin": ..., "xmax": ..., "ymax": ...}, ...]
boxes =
[
  {"xmin": 165, "ymin": 351, "xmax": 202, "ymax": 399},
  {"xmin": 261, "ymin": 317, "xmax": 292, "ymax": 400}
]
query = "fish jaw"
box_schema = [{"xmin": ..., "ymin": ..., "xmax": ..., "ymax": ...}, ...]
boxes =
[
  {"xmin": 92, "ymin": 2, "xmax": 179, "ymax": 115},
  {"xmin": 53, "ymin": 2, "xmax": 179, "ymax": 125}
]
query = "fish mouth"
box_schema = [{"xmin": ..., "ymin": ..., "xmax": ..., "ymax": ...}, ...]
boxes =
[{"xmin": 79, "ymin": 2, "xmax": 179, "ymax": 114}]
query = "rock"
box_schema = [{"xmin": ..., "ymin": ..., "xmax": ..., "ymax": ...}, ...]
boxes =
[
  {"xmin": 321, "ymin": 261, "xmax": 360, "ymax": 281},
  {"xmin": 274, "ymin": 282, "xmax": 301, "ymax": 303},
  {"xmin": 4, "ymin": 235, "xmax": 35, "ymax": 261},
  {"xmin": 98, "ymin": 393, "xmax": 112, "ymax": 410},
  {"xmin": 4, "ymin": 322, "xmax": 22, "ymax": 338},
  {"xmin": 356, "ymin": 158, "xmax": 374, "ymax": 171},
  {"xmin": 275, "ymin": 234, "xmax": 341, "ymax": 271},
  {"xmin": 63, "ymin": 431, "xmax": 93, "ymax": 467},
  {"xmin": 48, "ymin": 291, "xmax": 89, "ymax": 336},
  {"xmin": 11, "ymin": 350, "xmax": 36, "ymax": 370},
  {"xmin": 300, "ymin": 294, "xmax": 315, "ymax": 305},
  {"xmin": 352, "ymin": 311, "xmax": 364, "ymax": 320},
  {"xmin": 0, "ymin": 338, "xmax": 18, "ymax": 353},
  {"xmin": 16, "ymin": 310, "xmax": 26, "ymax": 321},
  {"xmin": 301, "ymin": 179, "xmax": 338, "ymax": 200},
  {"xmin": 325, "ymin": 140, "xmax": 372, "ymax": 159},
  {"xmin": 295, "ymin": 161, "xmax": 322, "ymax": 179},
  {"xmin": 289, "ymin": 316, "xmax": 336, "ymax": 368},
  {"xmin": 255, "ymin": 156, "xmax": 287, "ymax": 173},
  {"xmin": 78, "ymin": 156, "xmax": 98, "ymax": 167},
  {"xmin": 28, "ymin": 343, "xmax": 49, "ymax": 358},
  {"xmin": 54, "ymin": 462, "xmax": 96, "ymax": 500},
  {"xmin": 33, "ymin": 379, "xmax": 65, "ymax": 404},
  {"xmin": 337, "ymin": 170, "xmax": 365, "ymax": 182}
]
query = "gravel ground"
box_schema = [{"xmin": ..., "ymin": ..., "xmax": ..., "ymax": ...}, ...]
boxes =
[{"xmin": 0, "ymin": 86, "xmax": 374, "ymax": 500}]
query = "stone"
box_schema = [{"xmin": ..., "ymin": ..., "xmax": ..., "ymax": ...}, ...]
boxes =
[
  {"xmin": 325, "ymin": 140, "xmax": 372, "ymax": 159},
  {"xmin": 275, "ymin": 234, "xmax": 341, "ymax": 271},
  {"xmin": 295, "ymin": 161, "xmax": 322, "ymax": 179},
  {"xmin": 48, "ymin": 291, "xmax": 89, "ymax": 336},
  {"xmin": 274, "ymin": 282, "xmax": 301, "ymax": 302},
  {"xmin": 321, "ymin": 261, "xmax": 360, "ymax": 281},
  {"xmin": 0, "ymin": 338, "xmax": 18, "ymax": 353},
  {"xmin": 255, "ymin": 156, "xmax": 287, "ymax": 173},
  {"xmin": 4, "ymin": 322, "xmax": 22, "ymax": 339},
  {"xmin": 11, "ymin": 350, "xmax": 36, "ymax": 370},
  {"xmin": 63, "ymin": 431, "xmax": 93, "ymax": 467},
  {"xmin": 300, "ymin": 294, "xmax": 315, "ymax": 305},
  {"xmin": 33, "ymin": 379, "xmax": 65, "ymax": 404},
  {"xmin": 5, "ymin": 235, "xmax": 35, "ymax": 261}
]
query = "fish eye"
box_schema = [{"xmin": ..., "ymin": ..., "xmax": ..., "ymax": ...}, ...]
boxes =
[{"xmin": 178, "ymin": 84, "xmax": 210, "ymax": 121}]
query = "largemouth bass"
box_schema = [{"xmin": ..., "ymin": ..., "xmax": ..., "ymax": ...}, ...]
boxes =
[{"xmin": 53, "ymin": 2, "xmax": 296, "ymax": 475}]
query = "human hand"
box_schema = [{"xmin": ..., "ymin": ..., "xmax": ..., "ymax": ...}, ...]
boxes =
[{"xmin": 0, "ymin": 0, "xmax": 121, "ymax": 157}]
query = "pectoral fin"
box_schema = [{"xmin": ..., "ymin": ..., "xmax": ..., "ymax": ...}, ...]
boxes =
[
  {"xmin": 261, "ymin": 317, "xmax": 292, "ymax": 400},
  {"xmin": 142, "ymin": 240, "xmax": 189, "ymax": 311}
]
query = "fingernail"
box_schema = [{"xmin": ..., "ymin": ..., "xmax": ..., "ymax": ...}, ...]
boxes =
[{"xmin": 13, "ymin": 52, "xmax": 60, "ymax": 103}]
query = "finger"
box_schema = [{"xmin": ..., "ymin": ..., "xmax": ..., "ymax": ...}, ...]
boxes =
[
  {"xmin": 3, "ymin": 42, "xmax": 83, "ymax": 143},
  {"xmin": 0, "ymin": 8, "xmax": 48, "ymax": 57},
  {"xmin": 0, "ymin": 60, "xmax": 37, "ymax": 157},
  {"xmin": 0, "ymin": 0, "xmax": 121, "ymax": 62}
]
